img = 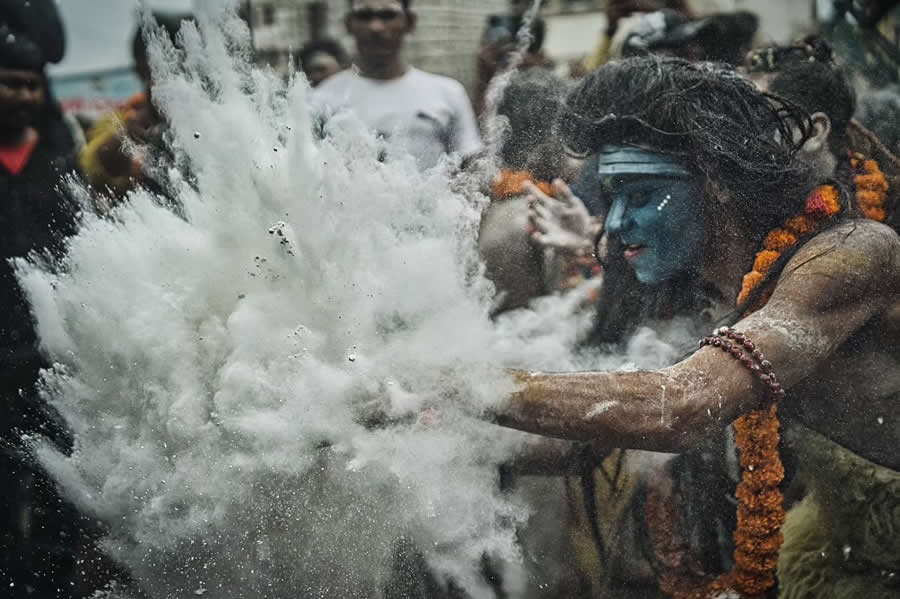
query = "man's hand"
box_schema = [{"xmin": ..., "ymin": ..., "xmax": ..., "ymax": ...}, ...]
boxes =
[
  {"xmin": 123, "ymin": 102, "xmax": 156, "ymax": 144},
  {"xmin": 526, "ymin": 179, "xmax": 595, "ymax": 251}
]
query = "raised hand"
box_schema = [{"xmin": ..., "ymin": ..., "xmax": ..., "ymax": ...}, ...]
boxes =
[{"xmin": 526, "ymin": 179, "xmax": 594, "ymax": 252}]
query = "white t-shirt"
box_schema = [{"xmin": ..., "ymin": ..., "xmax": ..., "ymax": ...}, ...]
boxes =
[{"xmin": 311, "ymin": 67, "xmax": 482, "ymax": 170}]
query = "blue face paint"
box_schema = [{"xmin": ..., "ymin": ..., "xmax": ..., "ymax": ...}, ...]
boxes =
[{"xmin": 598, "ymin": 147, "xmax": 706, "ymax": 285}]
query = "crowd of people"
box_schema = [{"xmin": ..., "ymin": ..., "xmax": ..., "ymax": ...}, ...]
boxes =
[{"xmin": 1, "ymin": 0, "xmax": 899, "ymax": 597}]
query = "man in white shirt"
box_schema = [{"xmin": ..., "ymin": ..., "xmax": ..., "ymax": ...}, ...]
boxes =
[{"xmin": 311, "ymin": 0, "xmax": 483, "ymax": 170}]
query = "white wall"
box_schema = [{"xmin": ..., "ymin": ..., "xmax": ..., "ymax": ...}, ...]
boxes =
[
  {"xmin": 50, "ymin": 0, "xmax": 194, "ymax": 77},
  {"xmin": 250, "ymin": 0, "xmax": 507, "ymax": 86}
]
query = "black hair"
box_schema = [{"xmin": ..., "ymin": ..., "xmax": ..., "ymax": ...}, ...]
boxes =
[
  {"xmin": 496, "ymin": 68, "xmax": 569, "ymax": 181},
  {"xmin": 132, "ymin": 12, "xmax": 194, "ymax": 66},
  {"xmin": 346, "ymin": 0, "xmax": 412, "ymax": 12},
  {"xmin": 296, "ymin": 38, "xmax": 350, "ymax": 70},
  {"xmin": 606, "ymin": 0, "xmax": 693, "ymax": 36},
  {"xmin": 856, "ymin": 84, "xmax": 900, "ymax": 155},
  {"xmin": 562, "ymin": 56, "xmax": 815, "ymax": 240},
  {"xmin": 746, "ymin": 36, "xmax": 856, "ymax": 149}
]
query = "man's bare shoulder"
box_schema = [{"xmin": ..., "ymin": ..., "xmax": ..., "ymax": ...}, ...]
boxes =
[{"xmin": 774, "ymin": 219, "xmax": 900, "ymax": 308}]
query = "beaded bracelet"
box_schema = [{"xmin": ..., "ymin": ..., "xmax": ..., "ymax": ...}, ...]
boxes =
[{"xmin": 699, "ymin": 327, "xmax": 786, "ymax": 399}]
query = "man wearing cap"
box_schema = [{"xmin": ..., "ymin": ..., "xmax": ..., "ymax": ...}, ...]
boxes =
[{"xmin": 0, "ymin": 1, "xmax": 85, "ymax": 596}]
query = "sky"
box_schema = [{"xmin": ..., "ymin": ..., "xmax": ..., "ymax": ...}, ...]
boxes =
[{"xmin": 49, "ymin": 0, "xmax": 194, "ymax": 77}]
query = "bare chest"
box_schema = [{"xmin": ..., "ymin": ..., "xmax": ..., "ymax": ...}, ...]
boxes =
[{"xmin": 787, "ymin": 312, "xmax": 900, "ymax": 470}]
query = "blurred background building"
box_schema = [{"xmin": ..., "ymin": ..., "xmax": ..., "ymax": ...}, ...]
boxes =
[
  {"xmin": 246, "ymin": 0, "xmax": 507, "ymax": 84},
  {"xmin": 47, "ymin": 0, "xmax": 898, "ymax": 123}
]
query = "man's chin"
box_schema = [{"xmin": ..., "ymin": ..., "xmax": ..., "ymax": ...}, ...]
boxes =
[{"xmin": 359, "ymin": 44, "xmax": 402, "ymax": 59}]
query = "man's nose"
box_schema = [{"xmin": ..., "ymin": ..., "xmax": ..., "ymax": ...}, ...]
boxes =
[
  {"xmin": 605, "ymin": 198, "xmax": 628, "ymax": 234},
  {"xmin": 23, "ymin": 87, "xmax": 41, "ymax": 104},
  {"xmin": 367, "ymin": 17, "xmax": 387, "ymax": 33}
]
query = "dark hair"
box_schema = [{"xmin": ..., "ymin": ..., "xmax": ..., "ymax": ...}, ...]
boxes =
[
  {"xmin": 346, "ymin": 0, "xmax": 412, "ymax": 12},
  {"xmin": 606, "ymin": 0, "xmax": 692, "ymax": 36},
  {"xmin": 496, "ymin": 69, "xmax": 568, "ymax": 180},
  {"xmin": 132, "ymin": 12, "xmax": 194, "ymax": 66},
  {"xmin": 562, "ymin": 56, "xmax": 815, "ymax": 239},
  {"xmin": 856, "ymin": 84, "xmax": 900, "ymax": 155},
  {"xmin": 484, "ymin": 15, "xmax": 546, "ymax": 54},
  {"xmin": 746, "ymin": 36, "xmax": 856, "ymax": 148},
  {"xmin": 296, "ymin": 38, "xmax": 350, "ymax": 70}
]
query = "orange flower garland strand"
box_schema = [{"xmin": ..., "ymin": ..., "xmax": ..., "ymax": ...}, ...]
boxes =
[
  {"xmin": 851, "ymin": 154, "xmax": 888, "ymax": 223},
  {"xmin": 710, "ymin": 183, "xmax": 841, "ymax": 598},
  {"xmin": 490, "ymin": 169, "xmax": 553, "ymax": 200},
  {"xmin": 655, "ymin": 182, "xmax": 848, "ymax": 599},
  {"xmin": 737, "ymin": 184, "xmax": 841, "ymax": 309}
]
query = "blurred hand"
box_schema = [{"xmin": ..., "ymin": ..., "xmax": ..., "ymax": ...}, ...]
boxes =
[
  {"xmin": 526, "ymin": 179, "xmax": 594, "ymax": 251},
  {"xmin": 477, "ymin": 40, "xmax": 517, "ymax": 83},
  {"xmin": 123, "ymin": 102, "xmax": 156, "ymax": 144}
]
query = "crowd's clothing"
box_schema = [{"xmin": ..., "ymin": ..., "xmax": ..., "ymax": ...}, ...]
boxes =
[
  {"xmin": 0, "ymin": 106, "xmax": 82, "ymax": 598},
  {"xmin": 312, "ymin": 67, "xmax": 482, "ymax": 170},
  {"xmin": 79, "ymin": 92, "xmax": 147, "ymax": 196}
]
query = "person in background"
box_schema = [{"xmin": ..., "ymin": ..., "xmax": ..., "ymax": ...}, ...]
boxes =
[
  {"xmin": 614, "ymin": 9, "xmax": 758, "ymax": 66},
  {"xmin": 745, "ymin": 37, "xmax": 856, "ymax": 181},
  {"xmin": 479, "ymin": 69, "xmax": 582, "ymax": 315},
  {"xmin": 297, "ymin": 38, "xmax": 349, "ymax": 88},
  {"xmin": 471, "ymin": 14, "xmax": 553, "ymax": 117},
  {"xmin": 79, "ymin": 12, "xmax": 193, "ymax": 198},
  {"xmin": 312, "ymin": 0, "xmax": 482, "ymax": 171},
  {"xmin": 745, "ymin": 36, "xmax": 900, "ymax": 228},
  {"xmin": 582, "ymin": 0, "xmax": 692, "ymax": 70},
  {"xmin": 0, "ymin": 1, "xmax": 87, "ymax": 596}
]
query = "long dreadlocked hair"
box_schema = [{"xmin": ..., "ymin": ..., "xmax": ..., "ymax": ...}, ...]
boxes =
[
  {"xmin": 562, "ymin": 56, "xmax": 821, "ymax": 344},
  {"xmin": 562, "ymin": 56, "xmax": 817, "ymax": 238}
]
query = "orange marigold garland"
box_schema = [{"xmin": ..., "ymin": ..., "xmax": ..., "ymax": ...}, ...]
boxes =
[
  {"xmin": 490, "ymin": 169, "xmax": 553, "ymax": 200},
  {"xmin": 737, "ymin": 184, "xmax": 840, "ymax": 308},
  {"xmin": 850, "ymin": 153, "xmax": 888, "ymax": 223}
]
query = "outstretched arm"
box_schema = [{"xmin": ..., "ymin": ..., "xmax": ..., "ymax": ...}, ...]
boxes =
[{"xmin": 497, "ymin": 221, "xmax": 900, "ymax": 452}]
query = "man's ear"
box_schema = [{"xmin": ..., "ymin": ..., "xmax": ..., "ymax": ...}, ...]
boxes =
[
  {"xmin": 801, "ymin": 112, "xmax": 832, "ymax": 154},
  {"xmin": 404, "ymin": 11, "xmax": 417, "ymax": 34}
]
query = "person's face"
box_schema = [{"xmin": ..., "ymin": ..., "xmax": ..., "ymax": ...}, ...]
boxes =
[
  {"xmin": 346, "ymin": 0, "xmax": 412, "ymax": 61},
  {"xmin": 604, "ymin": 175, "xmax": 706, "ymax": 285},
  {"xmin": 304, "ymin": 51, "xmax": 342, "ymax": 87},
  {"xmin": 0, "ymin": 67, "xmax": 45, "ymax": 131}
]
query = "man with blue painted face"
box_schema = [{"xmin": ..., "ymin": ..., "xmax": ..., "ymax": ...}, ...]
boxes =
[
  {"xmin": 490, "ymin": 56, "xmax": 900, "ymax": 598},
  {"xmin": 595, "ymin": 146, "xmax": 706, "ymax": 285}
]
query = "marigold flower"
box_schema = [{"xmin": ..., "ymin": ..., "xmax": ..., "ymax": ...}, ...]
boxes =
[
  {"xmin": 751, "ymin": 250, "xmax": 780, "ymax": 274},
  {"xmin": 491, "ymin": 170, "xmax": 552, "ymax": 199},
  {"xmin": 763, "ymin": 228, "xmax": 797, "ymax": 251},
  {"xmin": 783, "ymin": 215, "xmax": 817, "ymax": 236},
  {"xmin": 857, "ymin": 189, "xmax": 884, "ymax": 208},
  {"xmin": 856, "ymin": 172, "xmax": 888, "ymax": 192},
  {"xmin": 733, "ymin": 570, "xmax": 776, "ymax": 596},
  {"xmin": 862, "ymin": 207, "xmax": 887, "ymax": 222},
  {"xmin": 804, "ymin": 184, "xmax": 840, "ymax": 217}
]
